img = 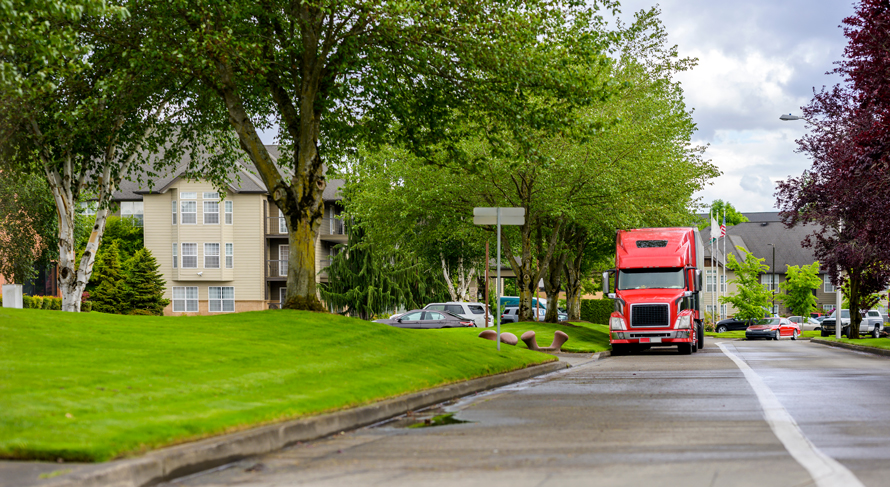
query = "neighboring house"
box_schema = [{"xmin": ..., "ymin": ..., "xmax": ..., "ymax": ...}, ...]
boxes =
[
  {"xmin": 111, "ymin": 145, "xmax": 345, "ymax": 315},
  {"xmin": 700, "ymin": 212, "xmax": 847, "ymax": 319}
]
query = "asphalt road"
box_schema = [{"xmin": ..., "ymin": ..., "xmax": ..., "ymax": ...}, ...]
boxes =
[{"xmin": 158, "ymin": 338, "xmax": 890, "ymax": 486}]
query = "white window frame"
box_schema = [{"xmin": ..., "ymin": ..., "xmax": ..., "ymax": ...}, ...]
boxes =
[
  {"xmin": 204, "ymin": 243, "xmax": 220, "ymax": 269},
  {"xmin": 203, "ymin": 201, "xmax": 220, "ymax": 225},
  {"xmin": 278, "ymin": 209, "xmax": 287, "ymax": 234},
  {"xmin": 720, "ymin": 274, "xmax": 726, "ymax": 293},
  {"xmin": 172, "ymin": 242, "xmax": 178, "ymax": 269},
  {"xmin": 121, "ymin": 201, "xmax": 144, "ymax": 227},
  {"xmin": 181, "ymin": 201, "xmax": 197, "ymax": 225},
  {"xmin": 279, "ymin": 288, "xmax": 286, "ymax": 305},
  {"xmin": 181, "ymin": 243, "xmax": 198, "ymax": 268},
  {"xmin": 279, "ymin": 244, "xmax": 288, "ymax": 276},
  {"xmin": 172, "ymin": 286, "xmax": 198, "ymax": 312},
  {"xmin": 224, "ymin": 200, "xmax": 233, "ymax": 224},
  {"xmin": 761, "ymin": 274, "xmax": 778, "ymax": 292},
  {"xmin": 706, "ymin": 270, "xmax": 717, "ymax": 293},
  {"xmin": 823, "ymin": 274, "xmax": 835, "ymax": 293},
  {"xmin": 209, "ymin": 286, "xmax": 235, "ymax": 312},
  {"xmin": 225, "ymin": 243, "xmax": 233, "ymax": 269},
  {"xmin": 172, "ymin": 200, "xmax": 177, "ymax": 225},
  {"xmin": 203, "ymin": 191, "xmax": 220, "ymax": 200},
  {"xmin": 180, "ymin": 192, "xmax": 197, "ymax": 199},
  {"xmin": 823, "ymin": 303, "xmax": 836, "ymax": 311}
]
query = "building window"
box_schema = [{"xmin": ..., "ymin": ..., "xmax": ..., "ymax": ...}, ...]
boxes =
[
  {"xmin": 720, "ymin": 274, "xmax": 726, "ymax": 293},
  {"xmin": 279, "ymin": 244, "xmax": 288, "ymax": 276},
  {"xmin": 203, "ymin": 191, "xmax": 219, "ymax": 200},
  {"xmin": 225, "ymin": 243, "xmax": 233, "ymax": 269},
  {"xmin": 182, "ymin": 243, "xmax": 197, "ymax": 268},
  {"xmin": 172, "ymin": 286, "xmax": 198, "ymax": 312},
  {"xmin": 209, "ymin": 286, "xmax": 235, "ymax": 312},
  {"xmin": 761, "ymin": 274, "xmax": 778, "ymax": 292},
  {"xmin": 225, "ymin": 200, "xmax": 233, "ymax": 224},
  {"xmin": 181, "ymin": 201, "xmax": 197, "ymax": 224},
  {"xmin": 824, "ymin": 274, "xmax": 835, "ymax": 293},
  {"xmin": 278, "ymin": 209, "xmax": 287, "ymax": 233},
  {"xmin": 706, "ymin": 270, "xmax": 716, "ymax": 292},
  {"xmin": 172, "ymin": 242, "xmax": 178, "ymax": 269},
  {"xmin": 203, "ymin": 201, "xmax": 219, "ymax": 225},
  {"xmin": 823, "ymin": 303, "xmax": 836, "ymax": 311},
  {"xmin": 172, "ymin": 200, "xmax": 177, "ymax": 224},
  {"xmin": 180, "ymin": 192, "xmax": 197, "ymax": 200},
  {"xmin": 204, "ymin": 243, "xmax": 220, "ymax": 268},
  {"xmin": 121, "ymin": 201, "xmax": 144, "ymax": 227},
  {"xmin": 79, "ymin": 201, "xmax": 97, "ymax": 215}
]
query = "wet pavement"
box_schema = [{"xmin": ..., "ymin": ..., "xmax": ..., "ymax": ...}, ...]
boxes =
[{"xmin": 158, "ymin": 338, "xmax": 890, "ymax": 487}]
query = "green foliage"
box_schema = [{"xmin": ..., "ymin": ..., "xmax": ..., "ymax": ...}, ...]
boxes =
[
  {"xmin": 100, "ymin": 216, "xmax": 144, "ymax": 258},
  {"xmin": 89, "ymin": 241, "xmax": 129, "ymax": 314},
  {"xmin": 0, "ymin": 308, "xmax": 552, "ymax": 461},
  {"xmin": 0, "ymin": 172, "xmax": 56, "ymax": 284},
  {"xmin": 840, "ymin": 281, "xmax": 884, "ymax": 311},
  {"xmin": 22, "ymin": 295, "xmax": 31, "ymax": 309},
  {"xmin": 580, "ymin": 299, "xmax": 613, "ymax": 324},
  {"xmin": 124, "ymin": 248, "xmax": 170, "ymax": 316},
  {"xmin": 720, "ymin": 247, "xmax": 773, "ymax": 320},
  {"xmin": 697, "ymin": 199, "xmax": 749, "ymax": 230},
  {"xmin": 777, "ymin": 262, "xmax": 822, "ymax": 317},
  {"xmin": 81, "ymin": 301, "xmax": 92, "ymax": 313}
]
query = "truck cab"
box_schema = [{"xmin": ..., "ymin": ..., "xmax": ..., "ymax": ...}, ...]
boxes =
[{"xmin": 603, "ymin": 228, "xmax": 704, "ymax": 355}]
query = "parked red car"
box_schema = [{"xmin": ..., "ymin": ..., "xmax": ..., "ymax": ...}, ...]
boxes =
[{"xmin": 745, "ymin": 317, "xmax": 800, "ymax": 340}]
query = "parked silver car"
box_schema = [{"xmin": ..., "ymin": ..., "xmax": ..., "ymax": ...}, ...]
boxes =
[{"xmin": 424, "ymin": 302, "xmax": 493, "ymax": 327}]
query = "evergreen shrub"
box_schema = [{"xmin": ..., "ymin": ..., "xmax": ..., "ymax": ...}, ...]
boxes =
[
  {"xmin": 22, "ymin": 295, "xmax": 31, "ymax": 308},
  {"xmin": 580, "ymin": 299, "xmax": 613, "ymax": 324},
  {"xmin": 81, "ymin": 301, "xmax": 92, "ymax": 312},
  {"xmin": 49, "ymin": 297, "xmax": 61, "ymax": 310},
  {"xmin": 41, "ymin": 297, "xmax": 52, "ymax": 310}
]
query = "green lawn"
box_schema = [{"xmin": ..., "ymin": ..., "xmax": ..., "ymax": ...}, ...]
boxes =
[
  {"xmin": 444, "ymin": 321, "xmax": 611, "ymax": 353},
  {"xmin": 815, "ymin": 336, "xmax": 890, "ymax": 350},
  {"xmin": 0, "ymin": 308, "xmax": 554, "ymax": 462}
]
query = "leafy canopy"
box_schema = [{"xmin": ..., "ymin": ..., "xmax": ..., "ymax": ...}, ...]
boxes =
[{"xmin": 720, "ymin": 247, "xmax": 773, "ymax": 321}]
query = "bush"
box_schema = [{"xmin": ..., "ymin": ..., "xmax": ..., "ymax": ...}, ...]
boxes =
[
  {"xmin": 81, "ymin": 301, "xmax": 92, "ymax": 312},
  {"xmin": 41, "ymin": 297, "xmax": 52, "ymax": 310},
  {"xmin": 31, "ymin": 296, "xmax": 43, "ymax": 309},
  {"xmin": 580, "ymin": 299, "xmax": 613, "ymax": 324},
  {"xmin": 129, "ymin": 309, "xmax": 155, "ymax": 316},
  {"xmin": 49, "ymin": 297, "xmax": 61, "ymax": 310},
  {"xmin": 22, "ymin": 295, "xmax": 32, "ymax": 308}
]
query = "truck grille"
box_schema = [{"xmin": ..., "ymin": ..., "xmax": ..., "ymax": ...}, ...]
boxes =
[{"xmin": 630, "ymin": 304, "xmax": 670, "ymax": 327}]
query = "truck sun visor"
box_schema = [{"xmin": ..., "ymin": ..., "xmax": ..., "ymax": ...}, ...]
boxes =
[{"xmin": 635, "ymin": 240, "xmax": 668, "ymax": 248}]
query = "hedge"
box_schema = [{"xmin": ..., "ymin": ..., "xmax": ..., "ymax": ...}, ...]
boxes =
[{"xmin": 580, "ymin": 299, "xmax": 614, "ymax": 324}]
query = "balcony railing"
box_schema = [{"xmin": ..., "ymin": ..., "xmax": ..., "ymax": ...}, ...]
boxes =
[
  {"xmin": 328, "ymin": 218, "xmax": 345, "ymax": 235},
  {"xmin": 267, "ymin": 259, "xmax": 287, "ymax": 278},
  {"xmin": 266, "ymin": 217, "xmax": 288, "ymax": 236}
]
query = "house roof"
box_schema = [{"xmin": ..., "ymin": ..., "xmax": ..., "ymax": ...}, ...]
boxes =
[
  {"xmin": 112, "ymin": 144, "xmax": 343, "ymax": 202},
  {"xmin": 701, "ymin": 221, "xmax": 823, "ymax": 274}
]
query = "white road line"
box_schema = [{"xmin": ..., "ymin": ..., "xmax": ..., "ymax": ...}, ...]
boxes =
[{"xmin": 716, "ymin": 342, "xmax": 865, "ymax": 487}]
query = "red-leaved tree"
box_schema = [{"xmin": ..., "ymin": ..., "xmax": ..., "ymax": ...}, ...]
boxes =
[{"xmin": 776, "ymin": 0, "xmax": 890, "ymax": 337}]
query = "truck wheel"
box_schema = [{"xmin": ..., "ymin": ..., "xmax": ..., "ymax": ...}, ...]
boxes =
[
  {"xmin": 873, "ymin": 327, "xmax": 881, "ymax": 339},
  {"xmin": 821, "ymin": 329, "xmax": 829, "ymax": 337},
  {"xmin": 697, "ymin": 323, "xmax": 705, "ymax": 350},
  {"xmin": 611, "ymin": 345, "xmax": 627, "ymax": 356},
  {"xmin": 678, "ymin": 343, "xmax": 693, "ymax": 355},
  {"xmin": 845, "ymin": 327, "xmax": 852, "ymax": 339}
]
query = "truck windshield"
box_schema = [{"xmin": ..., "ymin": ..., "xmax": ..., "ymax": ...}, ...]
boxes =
[{"xmin": 617, "ymin": 268, "xmax": 685, "ymax": 290}]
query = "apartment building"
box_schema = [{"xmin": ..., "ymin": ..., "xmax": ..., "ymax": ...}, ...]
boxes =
[{"xmin": 113, "ymin": 147, "xmax": 345, "ymax": 315}]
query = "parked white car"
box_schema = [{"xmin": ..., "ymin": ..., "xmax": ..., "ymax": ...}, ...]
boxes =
[{"xmin": 423, "ymin": 302, "xmax": 494, "ymax": 327}]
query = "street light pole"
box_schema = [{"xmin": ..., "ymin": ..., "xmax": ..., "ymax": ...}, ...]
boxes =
[{"xmin": 769, "ymin": 243, "xmax": 776, "ymax": 313}]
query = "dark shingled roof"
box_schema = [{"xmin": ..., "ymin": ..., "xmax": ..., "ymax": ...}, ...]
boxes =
[
  {"xmin": 112, "ymin": 144, "xmax": 343, "ymax": 202},
  {"xmin": 701, "ymin": 221, "xmax": 825, "ymax": 274}
]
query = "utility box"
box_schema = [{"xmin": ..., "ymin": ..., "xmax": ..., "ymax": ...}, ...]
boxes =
[{"xmin": 2, "ymin": 284, "xmax": 23, "ymax": 309}]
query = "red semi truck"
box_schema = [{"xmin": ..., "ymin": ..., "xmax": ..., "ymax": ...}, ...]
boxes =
[{"xmin": 602, "ymin": 227, "xmax": 705, "ymax": 355}]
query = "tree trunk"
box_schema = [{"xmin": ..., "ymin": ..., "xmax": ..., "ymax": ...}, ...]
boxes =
[
  {"xmin": 543, "ymin": 258, "xmax": 564, "ymax": 323},
  {"xmin": 562, "ymin": 232, "xmax": 587, "ymax": 321}
]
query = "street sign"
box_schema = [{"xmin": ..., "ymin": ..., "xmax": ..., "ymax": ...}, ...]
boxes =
[
  {"xmin": 473, "ymin": 207, "xmax": 525, "ymax": 351},
  {"xmin": 473, "ymin": 207, "xmax": 525, "ymax": 225}
]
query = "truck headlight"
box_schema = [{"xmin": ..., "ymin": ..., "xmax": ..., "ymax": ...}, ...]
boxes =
[
  {"xmin": 675, "ymin": 314, "xmax": 692, "ymax": 329},
  {"xmin": 610, "ymin": 316, "xmax": 627, "ymax": 331}
]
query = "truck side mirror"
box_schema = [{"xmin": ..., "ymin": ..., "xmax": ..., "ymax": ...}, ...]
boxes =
[
  {"xmin": 602, "ymin": 271, "xmax": 610, "ymax": 295},
  {"xmin": 696, "ymin": 269, "xmax": 702, "ymax": 292}
]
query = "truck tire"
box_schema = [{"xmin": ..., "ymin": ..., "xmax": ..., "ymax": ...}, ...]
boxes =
[
  {"xmin": 697, "ymin": 323, "xmax": 705, "ymax": 350},
  {"xmin": 873, "ymin": 326, "xmax": 881, "ymax": 339},
  {"xmin": 845, "ymin": 327, "xmax": 852, "ymax": 339},
  {"xmin": 678, "ymin": 343, "xmax": 693, "ymax": 355},
  {"xmin": 611, "ymin": 345, "xmax": 627, "ymax": 356},
  {"xmin": 821, "ymin": 329, "xmax": 829, "ymax": 337}
]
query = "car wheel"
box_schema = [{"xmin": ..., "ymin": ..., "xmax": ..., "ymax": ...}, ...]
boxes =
[
  {"xmin": 773, "ymin": 331, "xmax": 778, "ymax": 341},
  {"xmin": 873, "ymin": 327, "xmax": 881, "ymax": 339},
  {"xmin": 791, "ymin": 329, "xmax": 798, "ymax": 341},
  {"xmin": 716, "ymin": 325, "xmax": 727, "ymax": 333}
]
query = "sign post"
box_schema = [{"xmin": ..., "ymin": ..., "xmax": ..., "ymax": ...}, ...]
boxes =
[{"xmin": 474, "ymin": 207, "xmax": 525, "ymax": 350}]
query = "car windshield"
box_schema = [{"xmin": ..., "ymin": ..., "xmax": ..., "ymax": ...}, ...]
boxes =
[
  {"xmin": 829, "ymin": 310, "xmax": 850, "ymax": 319},
  {"xmin": 753, "ymin": 318, "xmax": 781, "ymax": 326},
  {"xmin": 617, "ymin": 268, "xmax": 685, "ymax": 290}
]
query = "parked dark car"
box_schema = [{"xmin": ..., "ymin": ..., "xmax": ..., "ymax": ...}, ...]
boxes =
[
  {"xmin": 714, "ymin": 317, "xmax": 753, "ymax": 333},
  {"xmin": 373, "ymin": 310, "xmax": 476, "ymax": 329}
]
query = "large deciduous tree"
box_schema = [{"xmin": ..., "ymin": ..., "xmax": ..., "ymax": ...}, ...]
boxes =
[
  {"xmin": 720, "ymin": 248, "xmax": 773, "ymax": 321},
  {"xmin": 777, "ymin": 262, "xmax": 822, "ymax": 317},
  {"xmin": 776, "ymin": 0, "xmax": 890, "ymax": 336},
  {"xmin": 134, "ymin": 0, "xmax": 621, "ymax": 311}
]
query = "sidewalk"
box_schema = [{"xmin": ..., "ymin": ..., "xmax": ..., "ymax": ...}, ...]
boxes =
[{"xmin": 3, "ymin": 354, "xmax": 604, "ymax": 487}]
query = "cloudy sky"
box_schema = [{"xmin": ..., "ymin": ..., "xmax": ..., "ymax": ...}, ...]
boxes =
[{"xmin": 614, "ymin": 0, "xmax": 857, "ymax": 212}]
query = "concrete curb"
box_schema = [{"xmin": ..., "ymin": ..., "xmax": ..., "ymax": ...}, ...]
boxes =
[
  {"xmin": 39, "ymin": 360, "xmax": 568, "ymax": 487},
  {"xmin": 810, "ymin": 338, "xmax": 890, "ymax": 357}
]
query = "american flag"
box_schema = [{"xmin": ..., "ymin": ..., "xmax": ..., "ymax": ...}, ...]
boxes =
[{"xmin": 720, "ymin": 213, "xmax": 726, "ymax": 238}]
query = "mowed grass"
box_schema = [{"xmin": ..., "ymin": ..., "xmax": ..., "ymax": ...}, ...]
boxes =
[
  {"xmin": 815, "ymin": 336, "xmax": 890, "ymax": 350},
  {"xmin": 0, "ymin": 308, "xmax": 554, "ymax": 462},
  {"xmin": 443, "ymin": 321, "xmax": 611, "ymax": 353}
]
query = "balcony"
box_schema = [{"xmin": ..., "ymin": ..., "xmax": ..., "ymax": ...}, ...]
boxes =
[
  {"xmin": 266, "ymin": 259, "xmax": 287, "ymax": 280},
  {"xmin": 320, "ymin": 217, "xmax": 347, "ymax": 243},
  {"xmin": 265, "ymin": 217, "xmax": 287, "ymax": 237}
]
